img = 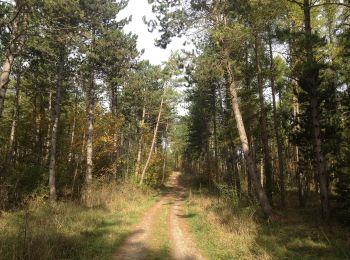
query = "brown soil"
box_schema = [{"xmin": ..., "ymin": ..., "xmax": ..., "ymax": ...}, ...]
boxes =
[{"xmin": 113, "ymin": 172, "xmax": 205, "ymax": 260}]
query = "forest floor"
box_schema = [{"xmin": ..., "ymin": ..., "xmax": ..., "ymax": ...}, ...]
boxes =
[
  {"xmin": 114, "ymin": 171, "xmax": 205, "ymax": 260},
  {"xmin": 0, "ymin": 181, "xmax": 159, "ymax": 259},
  {"xmin": 180, "ymin": 174, "xmax": 350, "ymax": 260},
  {"xmin": 2, "ymin": 172, "xmax": 349, "ymax": 259}
]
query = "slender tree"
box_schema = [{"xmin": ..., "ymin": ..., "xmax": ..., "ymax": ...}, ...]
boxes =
[{"xmin": 140, "ymin": 93, "xmax": 164, "ymax": 185}]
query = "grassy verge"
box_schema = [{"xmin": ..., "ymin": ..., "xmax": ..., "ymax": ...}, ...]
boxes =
[
  {"xmin": 183, "ymin": 184, "xmax": 350, "ymax": 259},
  {"xmin": 0, "ymin": 181, "xmax": 158, "ymax": 260}
]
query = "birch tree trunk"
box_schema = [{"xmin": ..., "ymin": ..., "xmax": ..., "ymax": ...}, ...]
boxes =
[{"xmin": 139, "ymin": 95, "xmax": 164, "ymax": 185}]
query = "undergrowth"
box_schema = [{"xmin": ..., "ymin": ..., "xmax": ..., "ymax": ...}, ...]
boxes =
[
  {"xmin": 0, "ymin": 181, "xmax": 158, "ymax": 260},
  {"xmin": 182, "ymin": 175, "xmax": 350, "ymax": 260}
]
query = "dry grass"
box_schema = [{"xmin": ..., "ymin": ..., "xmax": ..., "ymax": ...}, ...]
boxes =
[
  {"xmin": 185, "ymin": 193, "xmax": 270, "ymax": 259},
  {"xmin": 184, "ymin": 187, "xmax": 350, "ymax": 260},
  {"xmin": 0, "ymin": 181, "xmax": 158, "ymax": 260}
]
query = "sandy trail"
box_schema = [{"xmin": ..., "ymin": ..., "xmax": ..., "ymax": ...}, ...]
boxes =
[
  {"xmin": 114, "ymin": 172, "xmax": 205, "ymax": 260},
  {"xmin": 168, "ymin": 172, "xmax": 205, "ymax": 260}
]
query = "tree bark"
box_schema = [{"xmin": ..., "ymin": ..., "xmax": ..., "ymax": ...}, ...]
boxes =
[
  {"xmin": 44, "ymin": 90, "xmax": 53, "ymax": 164},
  {"xmin": 86, "ymin": 66, "xmax": 95, "ymax": 185},
  {"xmin": 254, "ymin": 35, "xmax": 273, "ymax": 204},
  {"xmin": 135, "ymin": 104, "xmax": 146, "ymax": 178},
  {"xmin": 7, "ymin": 74, "xmax": 20, "ymax": 164},
  {"xmin": 292, "ymin": 81, "xmax": 306, "ymax": 207},
  {"xmin": 268, "ymin": 33, "xmax": 285, "ymax": 207},
  {"xmin": 68, "ymin": 88, "xmax": 78, "ymax": 163},
  {"xmin": 125, "ymin": 122, "xmax": 132, "ymax": 180},
  {"xmin": 139, "ymin": 94, "xmax": 164, "ymax": 185},
  {"xmin": 72, "ymin": 131, "xmax": 86, "ymax": 197},
  {"xmin": 0, "ymin": 56, "xmax": 15, "ymax": 118},
  {"xmin": 212, "ymin": 84, "xmax": 219, "ymax": 183},
  {"xmin": 225, "ymin": 57, "xmax": 274, "ymax": 219},
  {"xmin": 48, "ymin": 47, "xmax": 65, "ymax": 202},
  {"xmin": 206, "ymin": 137, "xmax": 211, "ymax": 187},
  {"xmin": 0, "ymin": 11, "xmax": 28, "ymax": 118},
  {"xmin": 111, "ymin": 85, "xmax": 118, "ymax": 178},
  {"xmin": 303, "ymin": 0, "xmax": 330, "ymax": 219},
  {"xmin": 161, "ymin": 122, "xmax": 169, "ymax": 184}
]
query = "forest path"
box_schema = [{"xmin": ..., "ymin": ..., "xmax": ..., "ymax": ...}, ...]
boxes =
[{"xmin": 114, "ymin": 172, "xmax": 205, "ymax": 260}]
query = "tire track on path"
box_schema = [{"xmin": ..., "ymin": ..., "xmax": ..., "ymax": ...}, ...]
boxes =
[{"xmin": 114, "ymin": 172, "xmax": 205, "ymax": 260}]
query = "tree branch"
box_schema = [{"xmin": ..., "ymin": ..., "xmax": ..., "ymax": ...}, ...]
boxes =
[{"xmin": 286, "ymin": 0, "xmax": 304, "ymax": 8}]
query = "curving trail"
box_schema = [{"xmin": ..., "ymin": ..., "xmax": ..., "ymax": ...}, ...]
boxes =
[{"xmin": 114, "ymin": 172, "xmax": 205, "ymax": 260}]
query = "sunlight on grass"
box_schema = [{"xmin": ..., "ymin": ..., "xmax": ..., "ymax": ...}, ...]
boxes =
[
  {"xmin": 184, "ymin": 194, "xmax": 268, "ymax": 260},
  {"xmin": 185, "ymin": 190, "xmax": 350, "ymax": 260},
  {"xmin": 0, "ymin": 182, "xmax": 158, "ymax": 260}
]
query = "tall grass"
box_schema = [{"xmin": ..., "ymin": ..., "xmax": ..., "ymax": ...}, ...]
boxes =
[
  {"xmin": 183, "ymin": 179, "xmax": 350, "ymax": 259},
  {"xmin": 0, "ymin": 181, "xmax": 158, "ymax": 260}
]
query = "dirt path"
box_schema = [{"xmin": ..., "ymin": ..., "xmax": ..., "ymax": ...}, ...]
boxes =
[{"xmin": 114, "ymin": 172, "xmax": 205, "ymax": 260}]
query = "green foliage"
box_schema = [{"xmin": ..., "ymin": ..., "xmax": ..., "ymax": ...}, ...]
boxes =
[{"xmin": 0, "ymin": 0, "xmax": 176, "ymax": 206}]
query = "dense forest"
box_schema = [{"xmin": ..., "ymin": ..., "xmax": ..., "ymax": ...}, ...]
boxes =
[{"xmin": 0, "ymin": 0, "xmax": 350, "ymax": 259}]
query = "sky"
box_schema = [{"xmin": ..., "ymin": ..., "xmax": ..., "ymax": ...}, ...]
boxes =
[
  {"xmin": 118, "ymin": 0, "xmax": 191, "ymax": 116},
  {"xmin": 118, "ymin": 0, "xmax": 189, "ymax": 65}
]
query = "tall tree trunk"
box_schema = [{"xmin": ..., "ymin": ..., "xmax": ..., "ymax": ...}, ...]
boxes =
[
  {"xmin": 111, "ymin": 85, "xmax": 118, "ymax": 178},
  {"xmin": 135, "ymin": 104, "xmax": 146, "ymax": 178},
  {"xmin": 206, "ymin": 137, "xmax": 211, "ymax": 187},
  {"xmin": 125, "ymin": 122, "xmax": 132, "ymax": 180},
  {"xmin": 45, "ymin": 90, "xmax": 53, "ymax": 164},
  {"xmin": 268, "ymin": 33, "xmax": 285, "ymax": 207},
  {"xmin": 49, "ymin": 47, "xmax": 65, "ymax": 202},
  {"xmin": 0, "ymin": 56, "xmax": 15, "ymax": 118},
  {"xmin": 303, "ymin": 0, "xmax": 330, "ymax": 219},
  {"xmin": 254, "ymin": 35, "xmax": 273, "ymax": 204},
  {"xmin": 34, "ymin": 95, "xmax": 41, "ymax": 149},
  {"xmin": 0, "ymin": 12, "xmax": 27, "ymax": 118},
  {"xmin": 86, "ymin": 66, "xmax": 95, "ymax": 185},
  {"xmin": 72, "ymin": 131, "xmax": 86, "ymax": 197},
  {"xmin": 288, "ymin": 31, "xmax": 305, "ymax": 207},
  {"xmin": 225, "ymin": 56, "xmax": 274, "ymax": 219},
  {"xmin": 293, "ymin": 81, "xmax": 306, "ymax": 207},
  {"xmin": 139, "ymin": 95, "xmax": 164, "ymax": 185},
  {"xmin": 7, "ymin": 74, "xmax": 20, "ymax": 164},
  {"xmin": 229, "ymin": 145, "xmax": 241, "ymax": 195},
  {"xmin": 212, "ymin": 85, "xmax": 219, "ymax": 183},
  {"xmin": 161, "ymin": 122, "xmax": 169, "ymax": 184},
  {"xmin": 68, "ymin": 88, "xmax": 78, "ymax": 163}
]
